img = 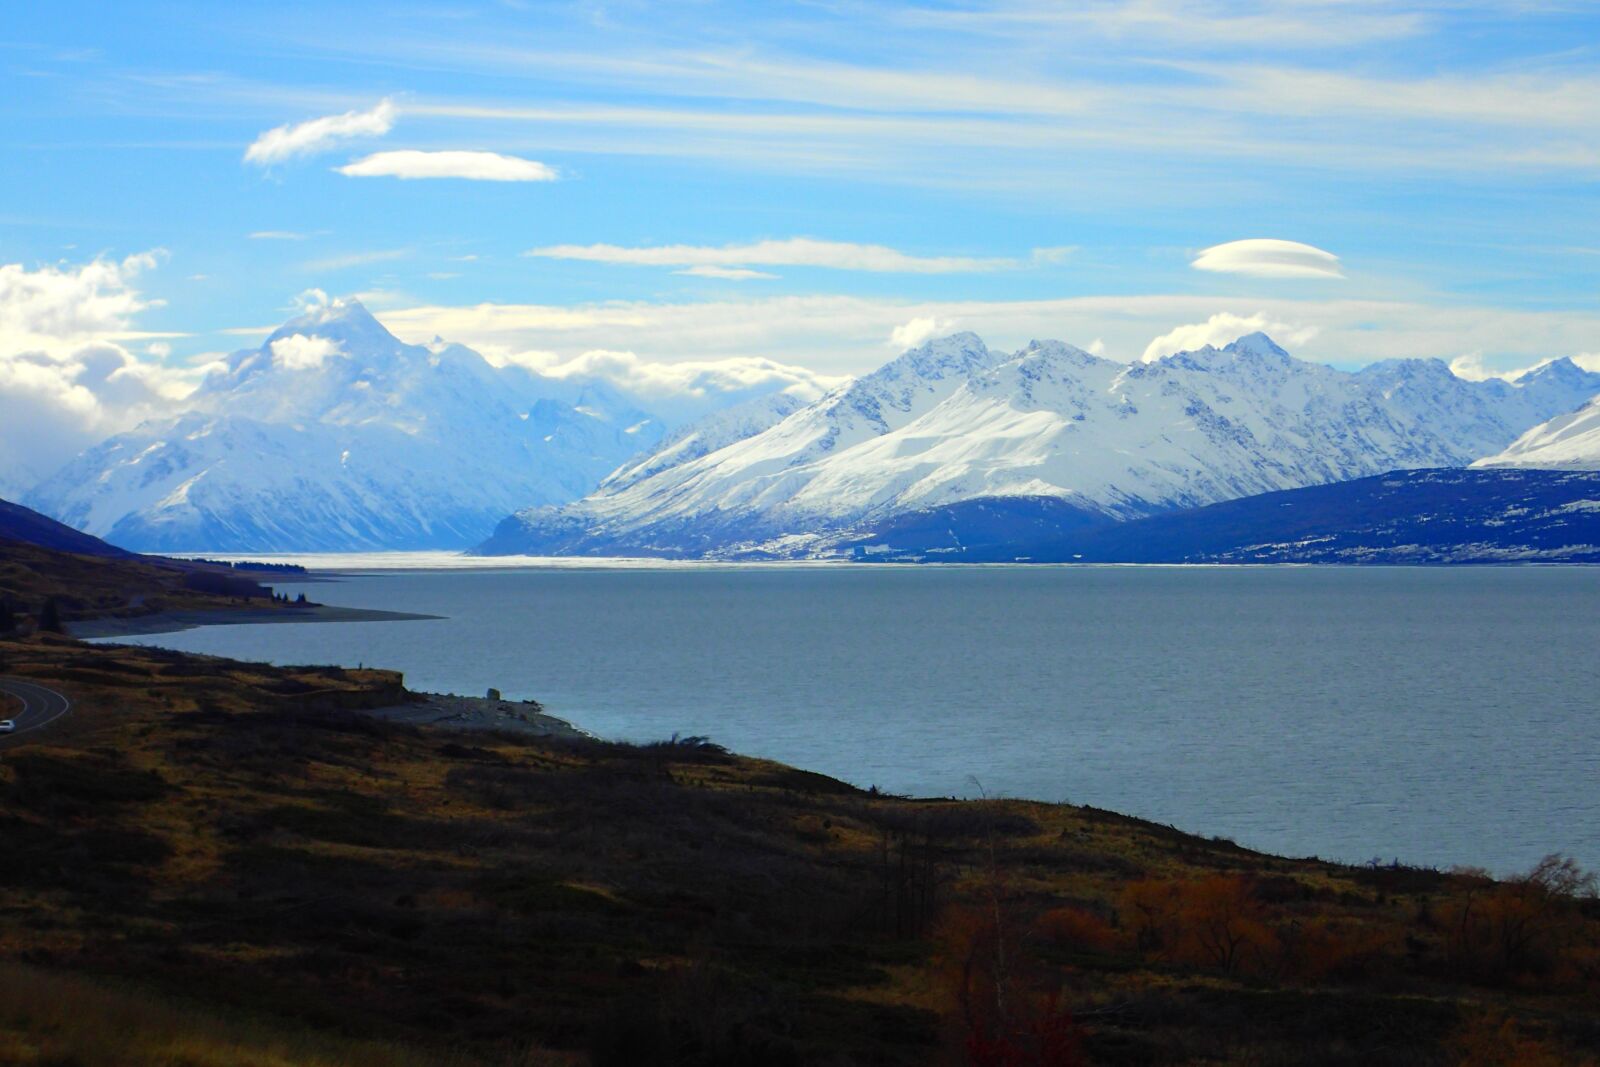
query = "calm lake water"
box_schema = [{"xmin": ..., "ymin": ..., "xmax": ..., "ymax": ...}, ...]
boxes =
[{"xmin": 106, "ymin": 564, "xmax": 1600, "ymax": 874}]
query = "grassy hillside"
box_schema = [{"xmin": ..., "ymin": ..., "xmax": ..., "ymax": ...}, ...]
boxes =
[
  {"xmin": 0, "ymin": 540, "xmax": 292, "ymax": 629},
  {"xmin": 1, "ymin": 634, "xmax": 1597, "ymax": 1065}
]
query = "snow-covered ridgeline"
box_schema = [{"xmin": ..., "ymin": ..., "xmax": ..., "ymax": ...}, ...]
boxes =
[
  {"xmin": 24, "ymin": 298, "xmax": 815, "ymax": 551},
  {"xmin": 1475, "ymin": 394, "xmax": 1600, "ymax": 470},
  {"xmin": 482, "ymin": 332, "xmax": 1600, "ymax": 556}
]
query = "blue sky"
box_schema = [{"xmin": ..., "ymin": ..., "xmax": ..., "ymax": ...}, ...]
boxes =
[{"xmin": 3, "ymin": 0, "xmax": 1599, "ymax": 381}]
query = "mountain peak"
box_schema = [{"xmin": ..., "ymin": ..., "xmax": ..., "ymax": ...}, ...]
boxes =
[
  {"xmin": 1226, "ymin": 332, "xmax": 1291, "ymax": 360},
  {"xmin": 1516, "ymin": 356, "xmax": 1586, "ymax": 385},
  {"xmin": 1012, "ymin": 338, "xmax": 1105, "ymax": 371},
  {"xmin": 1357, "ymin": 357, "xmax": 1457, "ymax": 383},
  {"xmin": 873, "ymin": 331, "xmax": 995, "ymax": 385},
  {"xmin": 266, "ymin": 296, "xmax": 399, "ymax": 352},
  {"xmin": 1158, "ymin": 331, "xmax": 1293, "ymax": 371},
  {"xmin": 910, "ymin": 330, "xmax": 988, "ymax": 358}
]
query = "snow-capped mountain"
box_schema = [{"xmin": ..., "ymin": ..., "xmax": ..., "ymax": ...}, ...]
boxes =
[
  {"xmin": 599, "ymin": 391, "xmax": 811, "ymax": 493},
  {"xmin": 479, "ymin": 332, "xmax": 1002, "ymax": 553},
  {"xmin": 1356, "ymin": 356, "xmax": 1600, "ymax": 454},
  {"xmin": 481, "ymin": 332, "xmax": 1600, "ymax": 557},
  {"xmin": 26, "ymin": 298, "xmax": 669, "ymax": 551},
  {"xmin": 1475, "ymin": 393, "xmax": 1600, "ymax": 470}
]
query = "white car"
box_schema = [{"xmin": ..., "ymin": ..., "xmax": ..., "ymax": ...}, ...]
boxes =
[{"xmin": 0, "ymin": 720, "xmax": 15, "ymax": 733}]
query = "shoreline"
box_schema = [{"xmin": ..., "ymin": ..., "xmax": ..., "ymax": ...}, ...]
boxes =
[
  {"xmin": 68, "ymin": 603, "xmax": 442, "ymax": 639},
  {"xmin": 367, "ymin": 691, "xmax": 590, "ymax": 739},
  {"xmin": 158, "ymin": 548, "xmax": 1600, "ymax": 573}
]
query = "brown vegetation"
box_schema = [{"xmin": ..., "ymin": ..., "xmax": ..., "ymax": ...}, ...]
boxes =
[
  {"xmin": 0, "ymin": 633, "xmax": 1597, "ymax": 1065},
  {"xmin": 0, "ymin": 539, "xmax": 289, "ymax": 628}
]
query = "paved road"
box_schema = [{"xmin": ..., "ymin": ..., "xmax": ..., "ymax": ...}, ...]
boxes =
[{"xmin": 0, "ymin": 678, "xmax": 71, "ymax": 738}]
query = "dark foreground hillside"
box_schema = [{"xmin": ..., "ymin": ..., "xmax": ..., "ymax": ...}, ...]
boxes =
[
  {"xmin": 0, "ymin": 498, "xmax": 134, "ymax": 559},
  {"xmin": 847, "ymin": 468, "xmax": 1600, "ymax": 564},
  {"xmin": 1, "ymin": 634, "xmax": 1598, "ymax": 1065},
  {"xmin": 1, "ymin": 498, "xmax": 305, "ymax": 627}
]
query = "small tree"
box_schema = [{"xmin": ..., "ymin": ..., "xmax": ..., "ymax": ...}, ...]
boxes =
[
  {"xmin": 0, "ymin": 598, "xmax": 15, "ymax": 634},
  {"xmin": 38, "ymin": 597, "xmax": 64, "ymax": 634}
]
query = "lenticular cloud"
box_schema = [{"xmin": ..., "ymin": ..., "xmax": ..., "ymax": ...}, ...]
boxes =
[
  {"xmin": 336, "ymin": 150, "xmax": 558, "ymax": 182},
  {"xmin": 1191, "ymin": 239, "xmax": 1344, "ymax": 280}
]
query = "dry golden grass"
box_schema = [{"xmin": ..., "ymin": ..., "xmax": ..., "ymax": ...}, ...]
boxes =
[{"xmin": 0, "ymin": 539, "xmax": 303, "ymax": 627}]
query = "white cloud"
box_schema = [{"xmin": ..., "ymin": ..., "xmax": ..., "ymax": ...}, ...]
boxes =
[
  {"xmin": 0, "ymin": 254, "xmax": 195, "ymax": 494},
  {"xmin": 375, "ymin": 293, "xmax": 1528, "ymax": 376},
  {"xmin": 527, "ymin": 237, "xmax": 1025, "ymax": 274},
  {"xmin": 673, "ymin": 266, "xmax": 777, "ymax": 280},
  {"xmin": 1448, "ymin": 352, "xmax": 1500, "ymax": 381},
  {"xmin": 292, "ymin": 288, "xmax": 331, "ymax": 313},
  {"xmin": 1141, "ymin": 312, "xmax": 1318, "ymax": 362},
  {"xmin": 249, "ymin": 230, "xmax": 307, "ymax": 240},
  {"xmin": 531, "ymin": 347, "xmax": 838, "ymax": 398},
  {"xmin": 245, "ymin": 99, "xmax": 396, "ymax": 166},
  {"xmin": 336, "ymin": 150, "xmax": 558, "ymax": 181},
  {"xmin": 269, "ymin": 333, "xmax": 346, "ymax": 370},
  {"xmin": 889, "ymin": 316, "xmax": 957, "ymax": 349},
  {"xmin": 495, "ymin": 346, "xmax": 843, "ymax": 425},
  {"xmin": 0, "ymin": 252, "xmax": 163, "ymax": 351},
  {"xmin": 1191, "ymin": 239, "xmax": 1344, "ymax": 279}
]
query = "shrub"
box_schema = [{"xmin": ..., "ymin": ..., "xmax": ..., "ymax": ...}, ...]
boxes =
[
  {"xmin": 1034, "ymin": 906, "xmax": 1121, "ymax": 956},
  {"xmin": 1119, "ymin": 875, "xmax": 1276, "ymax": 974},
  {"xmin": 1443, "ymin": 854, "xmax": 1598, "ymax": 984}
]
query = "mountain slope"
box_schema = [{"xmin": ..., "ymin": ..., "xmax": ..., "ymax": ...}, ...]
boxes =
[
  {"xmin": 479, "ymin": 332, "xmax": 1002, "ymax": 554},
  {"xmin": 1475, "ymin": 394, "xmax": 1600, "ymax": 470},
  {"xmin": 26, "ymin": 299, "xmax": 669, "ymax": 552},
  {"xmin": 844, "ymin": 469, "xmax": 1600, "ymax": 564},
  {"xmin": 597, "ymin": 390, "xmax": 810, "ymax": 493},
  {"xmin": 482, "ymin": 333, "xmax": 1600, "ymax": 557}
]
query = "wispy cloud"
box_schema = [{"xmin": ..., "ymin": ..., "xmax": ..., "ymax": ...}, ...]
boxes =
[
  {"xmin": 901, "ymin": 0, "xmax": 1426, "ymax": 48},
  {"xmin": 1191, "ymin": 64, "xmax": 1600, "ymax": 130},
  {"xmin": 508, "ymin": 348, "xmax": 844, "ymax": 418},
  {"xmin": 248, "ymin": 230, "xmax": 308, "ymax": 240},
  {"xmin": 674, "ymin": 266, "xmax": 777, "ymax": 280},
  {"xmin": 526, "ymin": 238, "xmax": 1038, "ymax": 274},
  {"xmin": 244, "ymin": 98, "xmax": 396, "ymax": 165},
  {"xmin": 371, "ymin": 293, "xmax": 1600, "ymax": 379},
  {"xmin": 1191, "ymin": 239, "xmax": 1344, "ymax": 280},
  {"xmin": 370, "ymin": 30, "xmax": 1600, "ymax": 183},
  {"xmin": 336, "ymin": 149, "xmax": 558, "ymax": 181},
  {"xmin": 302, "ymin": 248, "xmax": 409, "ymax": 272}
]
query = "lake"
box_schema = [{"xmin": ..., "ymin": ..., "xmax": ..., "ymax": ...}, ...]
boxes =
[{"xmin": 104, "ymin": 562, "xmax": 1600, "ymax": 875}]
